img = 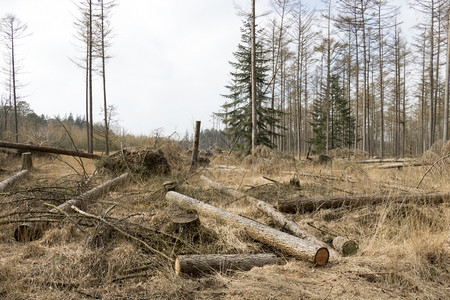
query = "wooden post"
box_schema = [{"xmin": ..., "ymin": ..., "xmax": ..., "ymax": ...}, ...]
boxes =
[
  {"xmin": 175, "ymin": 253, "xmax": 279, "ymax": 276},
  {"xmin": 21, "ymin": 152, "xmax": 33, "ymax": 170},
  {"xmin": 190, "ymin": 121, "xmax": 201, "ymax": 172},
  {"xmin": 166, "ymin": 191, "xmax": 329, "ymax": 266}
]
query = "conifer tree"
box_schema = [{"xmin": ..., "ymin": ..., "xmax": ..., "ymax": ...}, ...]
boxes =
[
  {"xmin": 218, "ymin": 19, "xmax": 283, "ymax": 154},
  {"xmin": 309, "ymin": 74, "xmax": 355, "ymax": 153}
]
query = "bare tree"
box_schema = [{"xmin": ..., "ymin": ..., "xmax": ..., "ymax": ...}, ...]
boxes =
[
  {"xmin": 0, "ymin": 14, "xmax": 29, "ymax": 143},
  {"xmin": 96, "ymin": 0, "xmax": 116, "ymax": 155},
  {"xmin": 251, "ymin": 0, "xmax": 257, "ymax": 154}
]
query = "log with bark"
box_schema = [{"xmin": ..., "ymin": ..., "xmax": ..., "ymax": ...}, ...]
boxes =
[
  {"xmin": 14, "ymin": 173, "xmax": 129, "ymax": 242},
  {"xmin": 175, "ymin": 253, "xmax": 279, "ymax": 276},
  {"xmin": 0, "ymin": 141, "xmax": 100, "ymax": 159},
  {"xmin": 52, "ymin": 173, "xmax": 129, "ymax": 212},
  {"xmin": 200, "ymin": 175, "xmax": 337, "ymax": 259},
  {"xmin": 0, "ymin": 170, "xmax": 29, "ymax": 192},
  {"xmin": 166, "ymin": 191, "xmax": 329, "ymax": 266},
  {"xmin": 354, "ymin": 158, "xmax": 412, "ymax": 164},
  {"xmin": 378, "ymin": 162, "xmax": 425, "ymax": 169},
  {"xmin": 332, "ymin": 236, "xmax": 358, "ymax": 256},
  {"xmin": 277, "ymin": 192, "xmax": 450, "ymax": 214},
  {"xmin": 294, "ymin": 171, "xmax": 357, "ymax": 183}
]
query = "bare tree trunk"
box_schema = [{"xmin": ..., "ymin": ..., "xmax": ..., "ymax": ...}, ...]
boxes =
[
  {"xmin": 10, "ymin": 24, "xmax": 18, "ymax": 143},
  {"xmin": 100, "ymin": 0, "xmax": 109, "ymax": 155},
  {"xmin": 251, "ymin": 0, "xmax": 257, "ymax": 154},
  {"xmin": 200, "ymin": 175, "xmax": 337, "ymax": 258},
  {"xmin": 443, "ymin": 11, "xmax": 450, "ymax": 141},
  {"xmin": 88, "ymin": 0, "xmax": 94, "ymax": 154},
  {"xmin": 277, "ymin": 192, "xmax": 449, "ymax": 213},
  {"xmin": 0, "ymin": 141, "xmax": 100, "ymax": 159},
  {"xmin": 175, "ymin": 254, "xmax": 279, "ymax": 276},
  {"xmin": 0, "ymin": 170, "xmax": 28, "ymax": 192}
]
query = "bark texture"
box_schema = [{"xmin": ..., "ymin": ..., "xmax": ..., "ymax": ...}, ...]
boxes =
[
  {"xmin": 277, "ymin": 193, "xmax": 450, "ymax": 213},
  {"xmin": 175, "ymin": 253, "xmax": 279, "ymax": 276},
  {"xmin": 0, "ymin": 169, "xmax": 28, "ymax": 192},
  {"xmin": 0, "ymin": 141, "xmax": 100, "ymax": 159}
]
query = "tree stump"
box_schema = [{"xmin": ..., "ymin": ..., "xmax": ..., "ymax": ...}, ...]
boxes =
[{"xmin": 21, "ymin": 152, "xmax": 33, "ymax": 170}]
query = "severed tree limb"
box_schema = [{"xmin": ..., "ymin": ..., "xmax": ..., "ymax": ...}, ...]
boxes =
[
  {"xmin": 0, "ymin": 170, "xmax": 29, "ymax": 192},
  {"xmin": 71, "ymin": 205, "xmax": 173, "ymax": 262},
  {"xmin": 200, "ymin": 175, "xmax": 338, "ymax": 259},
  {"xmin": 175, "ymin": 253, "xmax": 279, "ymax": 276},
  {"xmin": 52, "ymin": 173, "xmax": 129, "ymax": 213},
  {"xmin": 14, "ymin": 173, "xmax": 128, "ymax": 242},
  {"xmin": 0, "ymin": 141, "xmax": 100, "ymax": 159},
  {"xmin": 166, "ymin": 191, "xmax": 329, "ymax": 266},
  {"xmin": 295, "ymin": 171, "xmax": 357, "ymax": 183},
  {"xmin": 277, "ymin": 193, "xmax": 450, "ymax": 214},
  {"xmin": 416, "ymin": 153, "xmax": 450, "ymax": 188}
]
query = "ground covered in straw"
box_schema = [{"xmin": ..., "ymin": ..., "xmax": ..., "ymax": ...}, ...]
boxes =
[{"xmin": 0, "ymin": 143, "xmax": 449, "ymax": 300}]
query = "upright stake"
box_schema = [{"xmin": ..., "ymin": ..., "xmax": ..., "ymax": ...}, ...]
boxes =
[{"xmin": 190, "ymin": 121, "xmax": 201, "ymax": 172}]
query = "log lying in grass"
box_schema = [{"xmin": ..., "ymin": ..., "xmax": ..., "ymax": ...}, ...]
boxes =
[
  {"xmin": 378, "ymin": 162, "xmax": 425, "ymax": 169},
  {"xmin": 0, "ymin": 141, "xmax": 100, "ymax": 159},
  {"xmin": 277, "ymin": 192, "xmax": 450, "ymax": 213},
  {"xmin": 52, "ymin": 173, "xmax": 129, "ymax": 213},
  {"xmin": 354, "ymin": 158, "xmax": 412, "ymax": 164},
  {"xmin": 0, "ymin": 170, "xmax": 28, "ymax": 192},
  {"xmin": 166, "ymin": 191, "xmax": 329, "ymax": 266},
  {"xmin": 200, "ymin": 175, "xmax": 337, "ymax": 259},
  {"xmin": 15, "ymin": 173, "xmax": 129, "ymax": 242},
  {"xmin": 175, "ymin": 253, "xmax": 279, "ymax": 276},
  {"xmin": 332, "ymin": 236, "xmax": 358, "ymax": 256},
  {"xmin": 295, "ymin": 172, "xmax": 357, "ymax": 183}
]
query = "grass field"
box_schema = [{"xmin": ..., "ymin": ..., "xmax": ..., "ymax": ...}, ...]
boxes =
[{"xmin": 0, "ymin": 144, "xmax": 448, "ymax": 299}]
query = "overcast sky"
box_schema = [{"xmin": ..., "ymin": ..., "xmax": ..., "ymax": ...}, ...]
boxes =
[{"xmin": 1, "ymin": 0, "xmax": 416, "ymax": 137}]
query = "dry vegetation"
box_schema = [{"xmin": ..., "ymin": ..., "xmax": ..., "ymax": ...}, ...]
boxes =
[{"xmin": 0, "ymin": 141, "xmax": 449, "ymax": 300}]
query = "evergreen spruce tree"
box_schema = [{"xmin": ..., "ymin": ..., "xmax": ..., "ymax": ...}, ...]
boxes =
[
  {"xmin": 217, "ymin": 19, "xmax": 283, "ymax": 154},
  {"xmin": 309, "ymin": 74, "xmax": 355, "ymax": 153}
]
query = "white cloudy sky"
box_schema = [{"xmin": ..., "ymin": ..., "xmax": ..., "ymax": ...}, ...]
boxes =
[{"xmin": 1, "ymin": 0, "xmax": 417, "ymax": 137}]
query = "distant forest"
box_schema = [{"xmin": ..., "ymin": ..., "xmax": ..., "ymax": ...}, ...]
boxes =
[{"xmin": 1, "ymin": 0, "xmax": 449, "ymax": 158}]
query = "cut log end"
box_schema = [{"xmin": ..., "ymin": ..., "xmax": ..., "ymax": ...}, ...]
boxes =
[
  {"xmin": 332, "ymin": 236, "xmax": 358, "ymax": 256},
  {"xmin": 314, "ymin": 247, "xmax": 330, "ymax": 266}
]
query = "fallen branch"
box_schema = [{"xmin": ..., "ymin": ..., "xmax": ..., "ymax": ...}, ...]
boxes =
[
  {"xmin": 277, "ymin": 192, "xmax": 450, "ymax": 213},
  {"xmin": 52, "ymin": 173, "xmax": 129, "ymax": 212},
  {"xmin": 200, "ymin": 175, "xmax": 337, "ymax": 259},
  {"xmin": 378, "ymin": 162, "xmax": 425, "ymax": 169},
  {"xmin": 175, "ymin": 253, "xmax": 279, "ymax": 276},
  {"xmin": 14, "ymin": 173, "xmax": 129, "ymax": 242},
  {"xmin": 416, "ymin": 153, "xmax": 450, "ymax": 188},
  {"xmin": 166, "ymin": 191, "xmax": 329, "ymax": 266},
  {"xmin": 354, "ymin": 158, "xmax": 412, "ymax": 164},
  {"xmin": 0, "ymin": 170, "xmax": 29, "ymax": 192},
  {"xmin": 0, "ymin": 141, "xmax": 100, "ymax": 159}
]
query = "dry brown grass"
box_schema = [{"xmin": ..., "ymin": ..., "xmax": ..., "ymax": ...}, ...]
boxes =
[{"xmin": 0, "ymin": 147, "xmax": 448, "ymax": 299}]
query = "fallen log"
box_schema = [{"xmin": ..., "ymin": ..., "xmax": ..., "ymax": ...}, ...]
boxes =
[
  {"xmin": 378, "ymin": 162, "xmax": 425, "ymax": 169},
  {"xmin": 0, "ymin": 141, "xmax": 100, "ymax": 159},
  {"xmin": 175, "ymin": 253, "xmax": 279, "ymax": 276},
  {"xmin": 52, "ymin": 173, "xmax": 129, "ymax": 212},
  {"xmin": 166, "ymin": 191, "xmax": 329, "ymax": 266},
  {"xmin": 354, "ymin": 158, "xmax": 412, "ymax": 164},
  {"xmin": 332, "ymin": 236, "xmax": 358, "ymax": 256},
  {"xmin": 0, "ymin": 170, "xmax": 29, "ymax": 192},
  {"xmin": 200, "ymin": 175, "xmax": 337, "ymax": 259},
  {"xmin": 294, "ymin": 171, "xmax": 357, "ymax": 183},
  {"xmin": 14, "ymin": 173, "xmax": 129, "ymax": 242},
  {"xmin": 277, "ymin": 192, "xmax": 450, "ymax": 213}
]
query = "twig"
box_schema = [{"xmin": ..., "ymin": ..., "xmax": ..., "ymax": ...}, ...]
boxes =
[
  {"xmin": 71, "ymin": 205, "xmax": 174, "ymax": 262},
  {"xmin": 416, "ymin": 153, "xmax": 450, "ymax": 188}
]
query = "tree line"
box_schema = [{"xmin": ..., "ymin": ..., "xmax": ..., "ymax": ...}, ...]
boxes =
[{"xmin": 217, "ymin": 0, "xmax": 450, "ymax": 158}]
